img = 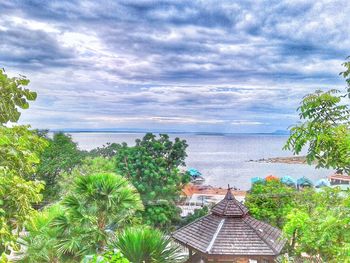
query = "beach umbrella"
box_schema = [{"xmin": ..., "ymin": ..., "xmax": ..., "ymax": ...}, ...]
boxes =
[
  {"xmin": 251, "ymin": 177, "xmax": 264, "ymax": 185},
  {"xmin": 265, "ymin": 175, "xmax": 279, "ymax": 182},
  {"xmin": 187, "ymin": 168, "xmax": 202, "ymax": 178},
  {"xmin": 281, "ymin": 176, "xmax": 296, "ymax": 187},
  {"xmin": 297, "ymin": 176, "xmax": 313, "ymax": 187},
  {"xmin": 315, "ymin": 179, "xmax": 330, "ymax": 188}
]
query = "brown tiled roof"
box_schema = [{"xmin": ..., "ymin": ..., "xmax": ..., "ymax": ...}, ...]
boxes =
[
  {"xmin": 172, "ymin": 188, "xmax": 286, "ymax": 256},
  {"xmin": 211, "ymin": 189, "xmax": 249, "ymax": 217}
]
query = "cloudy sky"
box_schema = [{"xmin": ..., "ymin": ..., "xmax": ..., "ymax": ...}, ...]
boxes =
[{"xmin": 1, "ymin": 0, "xmax": 349, "ymax": 133}]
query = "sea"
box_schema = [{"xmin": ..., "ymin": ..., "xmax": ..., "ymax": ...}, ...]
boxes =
[{"xmin": 68, "ymin": 132, "xmax": 333, "ymax": 190}]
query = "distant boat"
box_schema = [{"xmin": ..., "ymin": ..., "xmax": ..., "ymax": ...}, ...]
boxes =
[
  {"xmin": 315, "ymin": 179, "xmax": 330, "ymax": 188},
  {"xmin": 187, "ymin": 168, "xmax": 205, "ymax": 184},
  {"xmin": 281, "ymin": 176, "xmax": 296, "ymax": 187},
  {"xmin": 297, "ymin": 176, "xmax": 313, "ymax": 188}
]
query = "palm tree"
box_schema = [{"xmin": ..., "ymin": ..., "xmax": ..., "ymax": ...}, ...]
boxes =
[
  {"xmin": 19, "ymin": 204, "xmax": 64, "ymax": 263},
  {"xmin": 52, "ymin": 173, "xmax": 143, "ymax": 259},
  {"xmin": 115, "ymin": 227, "xmax": 184, "ymax": 263}
]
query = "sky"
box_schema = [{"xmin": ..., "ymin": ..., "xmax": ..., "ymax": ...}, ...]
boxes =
[{"xmin": 1, "ymin": 0, "xmax": 349, "ymax": 133}]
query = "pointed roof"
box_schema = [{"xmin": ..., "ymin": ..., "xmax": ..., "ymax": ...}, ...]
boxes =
[
  {"xmin": 297, "ymin": 176, "xmax": 313, "ymax": 187},
  {"xmin": 315, "ymin": 179, "xmax": 330, "ymax": 188},
  {"xmin": 281, "ymin": 176, "xmax": 296, "ymax": 186},
  {"xmin": 211, "ymin": 187, "xmax": 248, "ymax": 217},
  {"xmin": 251, "ymin": 176, "xmax": 264, "ymax": 185},
  {"xmin": 172, "ymin": 187, "xmax": 286, "ymax": 258}
]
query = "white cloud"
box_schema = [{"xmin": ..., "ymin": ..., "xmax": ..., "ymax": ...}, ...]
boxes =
[{"xmin": 2, "ymin": 0, "xmax": 349, "ymax": 132}]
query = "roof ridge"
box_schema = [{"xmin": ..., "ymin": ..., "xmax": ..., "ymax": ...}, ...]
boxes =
[
  {"xmin": 243, "ymin": 216, "xmax": 279, "ymax": 255},
  {"xmin": 234, "ymin": 198, "xmax": 246, "ymax": 215},
  {"xmin": 223, "ymin": 199, "xmax": 230, "ymax": 214},
  {"xmin": 206, "ymin": 218, "xmax": 225, "ymax": 253}
]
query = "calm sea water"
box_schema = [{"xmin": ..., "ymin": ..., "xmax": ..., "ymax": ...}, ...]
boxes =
[{"xmin": 69, "ymin": 133, "xmax": 333, "ymax": 190}]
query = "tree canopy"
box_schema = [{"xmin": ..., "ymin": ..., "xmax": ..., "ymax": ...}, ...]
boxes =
[
  {"xmin": 245, "ymin": 180, "xmax": 295, "ymax": 228},
  {"xmin": 52, "ymin": 173, "xmax": 143, "ymax": 258},
  {"xmin": 284, "ymin": 58, "xmax": 350, "ymax": 173},
  {"xmin": 0, "ymin": 69, "xmax": 37, "ymax": 124},
  {"xmin": 283, "ymin": 188, "xmax": 350, "ymax": 262},
  {"xmin": 115, "ymin": 133, "xmax": 190, "ymax": 230},
  {"xmin": 0, "ymin": 69, "xmax": 47, "ymax": 259},
  {"xmin": 246, "ymin": 181, "xmax": 350, "ymax": 261},
  {"xmin": 36, "ymin": 132, "xmax": 86, "ymax": 199}
]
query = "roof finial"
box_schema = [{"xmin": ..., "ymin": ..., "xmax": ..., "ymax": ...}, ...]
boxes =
[{"xmin": 225, "ymin": 184, "xmax": 233, "ymax": 200}]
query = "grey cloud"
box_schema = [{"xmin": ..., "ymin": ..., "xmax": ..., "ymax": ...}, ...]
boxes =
[{"xmin": 2, "ymin": 0, "xmax": 350, "ymax": 132}]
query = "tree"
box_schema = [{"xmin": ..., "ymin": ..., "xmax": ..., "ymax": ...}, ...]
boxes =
[
  {"xmin": 179, "ymin": 206, "xmax": 208, "ymax": 227},
  {"xmin": 58, "ymin": 157, "xmax": 117, "ymax": 196},
  {"xmin": 283, "ymin": 188, "xmax": 350, "ymax": 261},
  {"xmin": 245, "ymin": 180, "xmax": 296, "ymax": 228},
  {"xmin": 115, "ymin": 227, "xmax": 183, "ymax": 263},
  {"xmin": 246, "ymin": 181, "xmax": 350, "ymax": 261},
  {"xmin": 18, "ymin": 204, "xmax": 65, "ymax": 263},
  {"xmin": 0, "ymin": 125, "xmax": 48, "ymax": 179},
  {"xmin": 0, "ymin": 69, "xmax": 37, "ymax": 124},
  {"xmin": 284, "ymin": 58, "xmax": 350, "ymax": 174},
  {"xmin": 0, "ymin": 171, "xmax": 44, "ymax": 255},
  {"xmin": 52, "ymin": 173, "xmax": 143, "ymax": 259},
  {"xmin": 89, "ymin": 142, "xmax": 121, "ymax": 158},
  {"xmin": 0, "ymin": 69, "xmax": 47, "ymax": 258},
  {"xmin": 36, "ymin": 132, "xmax": 86, "ymax": 199},
  {"xmin": 115, "ymin": 133, "xmax": 190, "ymax": 230}
]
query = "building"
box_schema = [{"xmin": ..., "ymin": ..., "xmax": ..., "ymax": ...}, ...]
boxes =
[
  {"xmin": 172, "ymin": 187, "xmax": 286, "ymax": 263},
  {"xmin": 179, "ymin": 184, "xmax": 246, "ymax": 217},
  {"xmin": 328, "ymin": 174, "xmax": 350, "ymax": 185}
]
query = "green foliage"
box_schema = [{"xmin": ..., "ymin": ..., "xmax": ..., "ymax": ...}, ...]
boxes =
[
  {"xmin": 247, "ymin": 181, "xmax": 350, "ymax": 261},
  {"xmin": 51, "ymin": 173, "xmax": 143, "ymax": 258},
  {"xmin": 0, "ymin": 69, "xmax": 36, "ymax": 124},
  {"xmin": 83, "ymin": 250, "xmax": 130, "ymax": 263},
  {"xmin": 115, "ymin": 133, "xmax": 190, "ymax": 230},
  {"xmin": 0, "ymin": 69, "xmax": 47, "ymax": 258},
  {"xmin": 245, "ymin": 180, "xmax": 295, "ymax": 228},
  {"xmin": 284, "ymin": 59, "xmax": 350, "ymax": 173},
  {"xmin": 59, "ymin": 157, "xmax": 117, "ymax": 196},
  {"xmin": 19, "ymin": 204, "xmax": 65, "ymax": 263},
  {"xmin": 283, "ymin": 188, "xmax": 350, "ymax": 262},
  {"xmin": 0, "ymin": 125, "xmax": 48, "ymax": 178},
  {"xmin": 36, "ymin": 132, "xmax": 86, "ymax": 199},
  {"xmin": 179, "ymin": 206, "xmax": 208, "ymax": 227},
  {"xmin": 0, "ymin": 172, "xmax": 44, "ymax": 255},
  {"xmin": 89, "ymin": 143, "xmax": 121, "ymax": 158},
  {"xmin": 340, "ymin": 56, "xmax": 350, "ymax": 97},
  {"xmin": 115, "ymin": 227, "xmax": 183, "ymax": 263}
]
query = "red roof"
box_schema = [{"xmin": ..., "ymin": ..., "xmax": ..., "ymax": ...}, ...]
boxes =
[
  {"xmin": 328, "ymin": 174, "xmax": 350, "ymax": 181},
  {"xmin": 182, "ymin": 184, "xmax": 246, "ymax": 197},
  {"xmin": 265, "ymin": 175, "xmax": 279, "ymax": 181}
]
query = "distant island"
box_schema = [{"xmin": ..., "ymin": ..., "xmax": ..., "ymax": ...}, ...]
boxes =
[
  {"xmin": 48, "ymin": 128, "xmax": 290, "ymax": 136},
  {"xmin": 248, "ymin": 156, "xmax": 313, "ymax": 165}
]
